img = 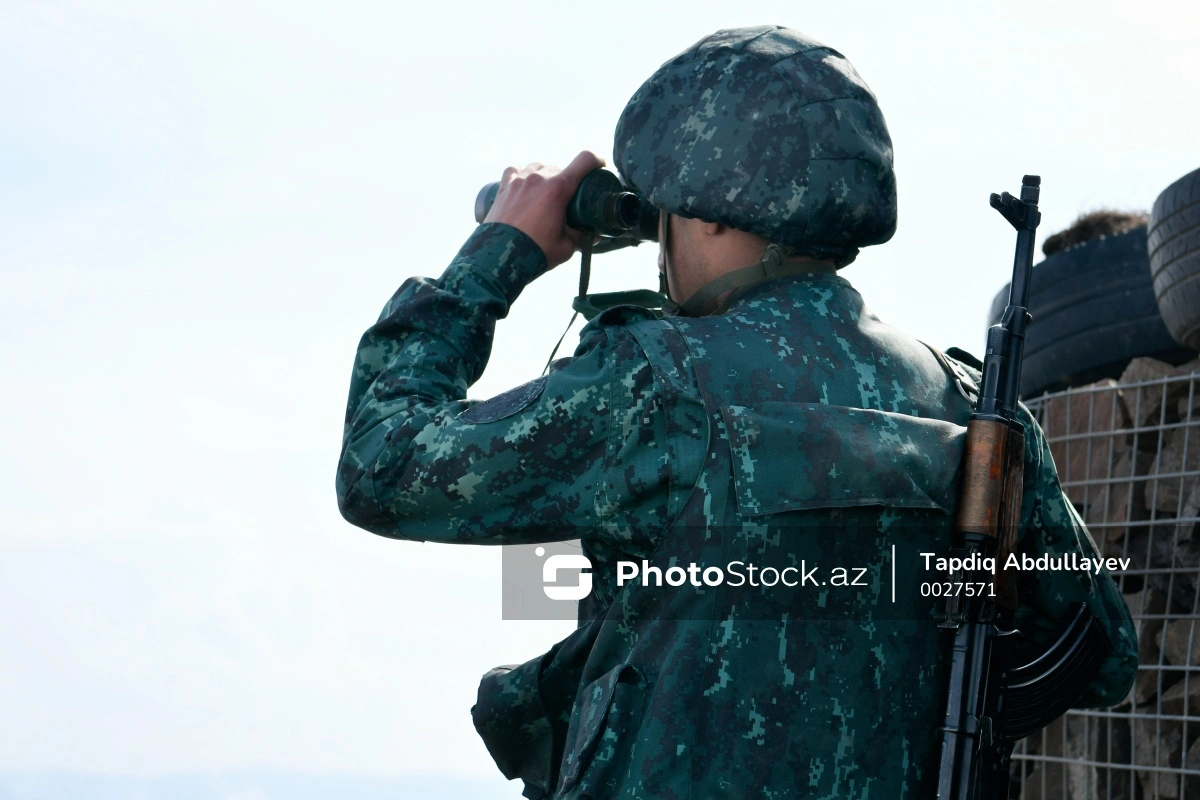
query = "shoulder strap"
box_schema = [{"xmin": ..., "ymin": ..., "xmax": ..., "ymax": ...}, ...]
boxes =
[{"xmin": 920, "ymin": 341, "xmax": 980, "ymax": 407}]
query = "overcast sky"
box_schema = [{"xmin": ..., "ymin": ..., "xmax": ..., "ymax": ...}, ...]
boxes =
[{"xmin": 1, "ymin": 1, "xmax": 1197, "ymax": 798}]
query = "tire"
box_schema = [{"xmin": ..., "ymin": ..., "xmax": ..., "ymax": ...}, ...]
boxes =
[
  {"xmin": 1149, "ymin": 167, "xmax": 1200, "ymax": 350},
  {"xmin": 987, "ymin": 226, "xmax": 1195, "ymax": 398}
]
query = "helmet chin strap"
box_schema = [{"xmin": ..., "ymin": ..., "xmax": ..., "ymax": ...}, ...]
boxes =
[
  {"xmin": 674, "ymin": 243, "xmax": 838, "ymax": 317},
  {"xmin": 659, "ymin": 209, "xmax": 677, "ymax": 307}
]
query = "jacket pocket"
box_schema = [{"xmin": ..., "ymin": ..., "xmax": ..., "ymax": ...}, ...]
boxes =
[
  {"xmin": 558, "ymin": 663, "xmax": 647, "ymax": 797},
  {"xmin": 722, "ymin": 402, "xmax": 967, "ymax": 515},
  {"xmin": 471, "ymin": 659, "xmax": 554, "ymax": 796}
]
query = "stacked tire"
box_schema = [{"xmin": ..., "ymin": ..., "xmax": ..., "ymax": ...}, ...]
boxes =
[
  {"xmin": 1149, "ymin": 168, "xmax": 1200, "ymax": 351},
  {"xmin": 988, "ymin": 226, "xmax": 1194, "ymax": 398}
]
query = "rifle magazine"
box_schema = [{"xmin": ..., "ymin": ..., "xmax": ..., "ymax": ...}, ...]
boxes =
[{"xmin": 999, "ymin": 602, "xmax": 1113, "ymax": 741}]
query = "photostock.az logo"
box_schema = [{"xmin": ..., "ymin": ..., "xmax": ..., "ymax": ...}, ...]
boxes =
[{"xmin": 538, "ymin": 546, "xmax": 592, "ymax": 601}]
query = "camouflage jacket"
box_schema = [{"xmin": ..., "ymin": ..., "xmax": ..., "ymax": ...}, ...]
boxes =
[{"xmin": 338, "ymin": 223, "xmax": 1138, "ymax": 800}]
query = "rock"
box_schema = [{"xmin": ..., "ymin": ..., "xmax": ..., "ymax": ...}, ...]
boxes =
[
  {"xmin": 1021, "ymin": 765, "xmax": 1063, "ymax": 800},
  {"xmin": 1087, "ymin": 450, "xmax": 1154, "ymax": 547},
  {"xmin": 1123, "ymin": 589, "xmax": 1168, "ymax": 705},
  {"xmin": 1177, "ymin": 364, "xmax": 1200, "ymax": 420},
  {"xmin": 1158, "ymin": 674, "xmax": 1200, "ymax": 717},
  {"xmin": 1136, "ymin": 715, "xmax": 1184, "ymax": 798},
  {"xmin": 1063, "ymin": 714, "xmax": 1098, "ymax": 799},
  {"xmin": 1120, "ymin": 358, "xmax": 1189, "ymax": 429},
  {"xmin": 1174, "ymin": 357, "xmax": 1200, "ymax": 379},
  {"xmin": 1186, "ymin": 737, "xmax": 1200, "ymax": 799},
  {"xmin": 1136, "ymin": 641, "xmax": 1163, "ymax": 706},
  {"xmin": 1146, "ymin": 424, "xmax": 1200, "ymax": 513},
  {"xmin": 1115, "ymin": 527, "xmax": 1200, "ymax": 613},
  {"xmin": 1019, "ymin": 715, "xmax": 1131, "ymax": 800},
  {"xmin": 1045, "ymin": 380, "xmax": 1131, "ymax": 509},
  {"xmin": 1161, "ymin": 619, "xmax": 1200, "ymax": 667},
  {"xmin": 1096, "ymin": 716, "xmax": 1135, "ymax": 800},
  {"xmin": 1178, "ymin": 480, "xmax": 1200, "ymax": 543},
  {"xmin": 1155, "ymin": 549, "xmax": 1200, "ymax": 615},
  {"xmin": 1021, "ymin": 716, "xmax": 1066, "ymax": 800}
]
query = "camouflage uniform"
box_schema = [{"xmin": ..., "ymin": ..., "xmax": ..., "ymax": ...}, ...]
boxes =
[{"xmin": 337, "ymin": 25, "xmax": 1137, "ymax": 800}]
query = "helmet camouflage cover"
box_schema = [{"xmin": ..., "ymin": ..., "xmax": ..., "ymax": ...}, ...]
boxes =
[{"xmin": 614, "ymin": 25, "xmax": 897, "ymax": 265}]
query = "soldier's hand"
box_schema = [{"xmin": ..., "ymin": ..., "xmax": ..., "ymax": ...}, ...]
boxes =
[{"xmin": 483, "ymin": 150, "xmax": 605, "ymax": 269}]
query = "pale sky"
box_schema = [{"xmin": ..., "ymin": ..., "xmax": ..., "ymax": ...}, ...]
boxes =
[{"xmin": 1, "ymin": 1, "xmax": 1198, "ymax": 798}]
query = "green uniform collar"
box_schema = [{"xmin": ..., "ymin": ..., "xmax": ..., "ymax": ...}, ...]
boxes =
[{"xmin": 677, "ymin": 244, "xmax": 838, "ymax": 317}]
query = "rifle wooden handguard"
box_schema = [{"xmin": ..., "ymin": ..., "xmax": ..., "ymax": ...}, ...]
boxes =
[{"xmin": 954, "ymin": 419, "xmax": 1023, "ymax": 611}]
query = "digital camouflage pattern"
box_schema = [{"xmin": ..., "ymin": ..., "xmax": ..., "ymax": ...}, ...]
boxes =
[
  {"xmin": 338, "ymin": 223, "xmax": 1138, "ymax": 799},
  {"xmin": 614, "ymin": 26, "xmax": 897, "ymax": 265}
]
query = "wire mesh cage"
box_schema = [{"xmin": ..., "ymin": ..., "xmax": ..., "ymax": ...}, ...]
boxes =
[{"xmin": 1012, "ymin": 358, "xmax": 1200, "ymax": 799}]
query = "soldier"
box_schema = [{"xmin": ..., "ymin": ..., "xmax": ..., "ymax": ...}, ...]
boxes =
[{"xmin": 337, "ymin": 25, "xmax": 1137, "ymax": 799}]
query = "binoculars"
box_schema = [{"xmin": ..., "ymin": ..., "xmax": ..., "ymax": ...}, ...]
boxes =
[{"xmin": 474, "ymin": 168, "xmax": 659, "ymax": 253}]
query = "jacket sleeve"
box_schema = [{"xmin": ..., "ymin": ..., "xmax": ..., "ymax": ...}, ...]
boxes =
[
  {"xmin": 336, "ymin": 223, "xmax": 670, "ymax": 544},
  {"xmin": 1010, "ymin": 406, "xmax": 1139, "ymax": 708}
]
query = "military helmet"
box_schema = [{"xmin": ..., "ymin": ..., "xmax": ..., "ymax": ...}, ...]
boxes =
[{"xmin": 614, "ymin": 26, "xmax": 897, "ymax": 267}]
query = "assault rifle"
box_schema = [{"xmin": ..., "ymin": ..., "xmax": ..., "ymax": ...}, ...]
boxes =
[{"xmin": 935, "ymin": 176, "xmax": 1114, "ymax": 800}]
